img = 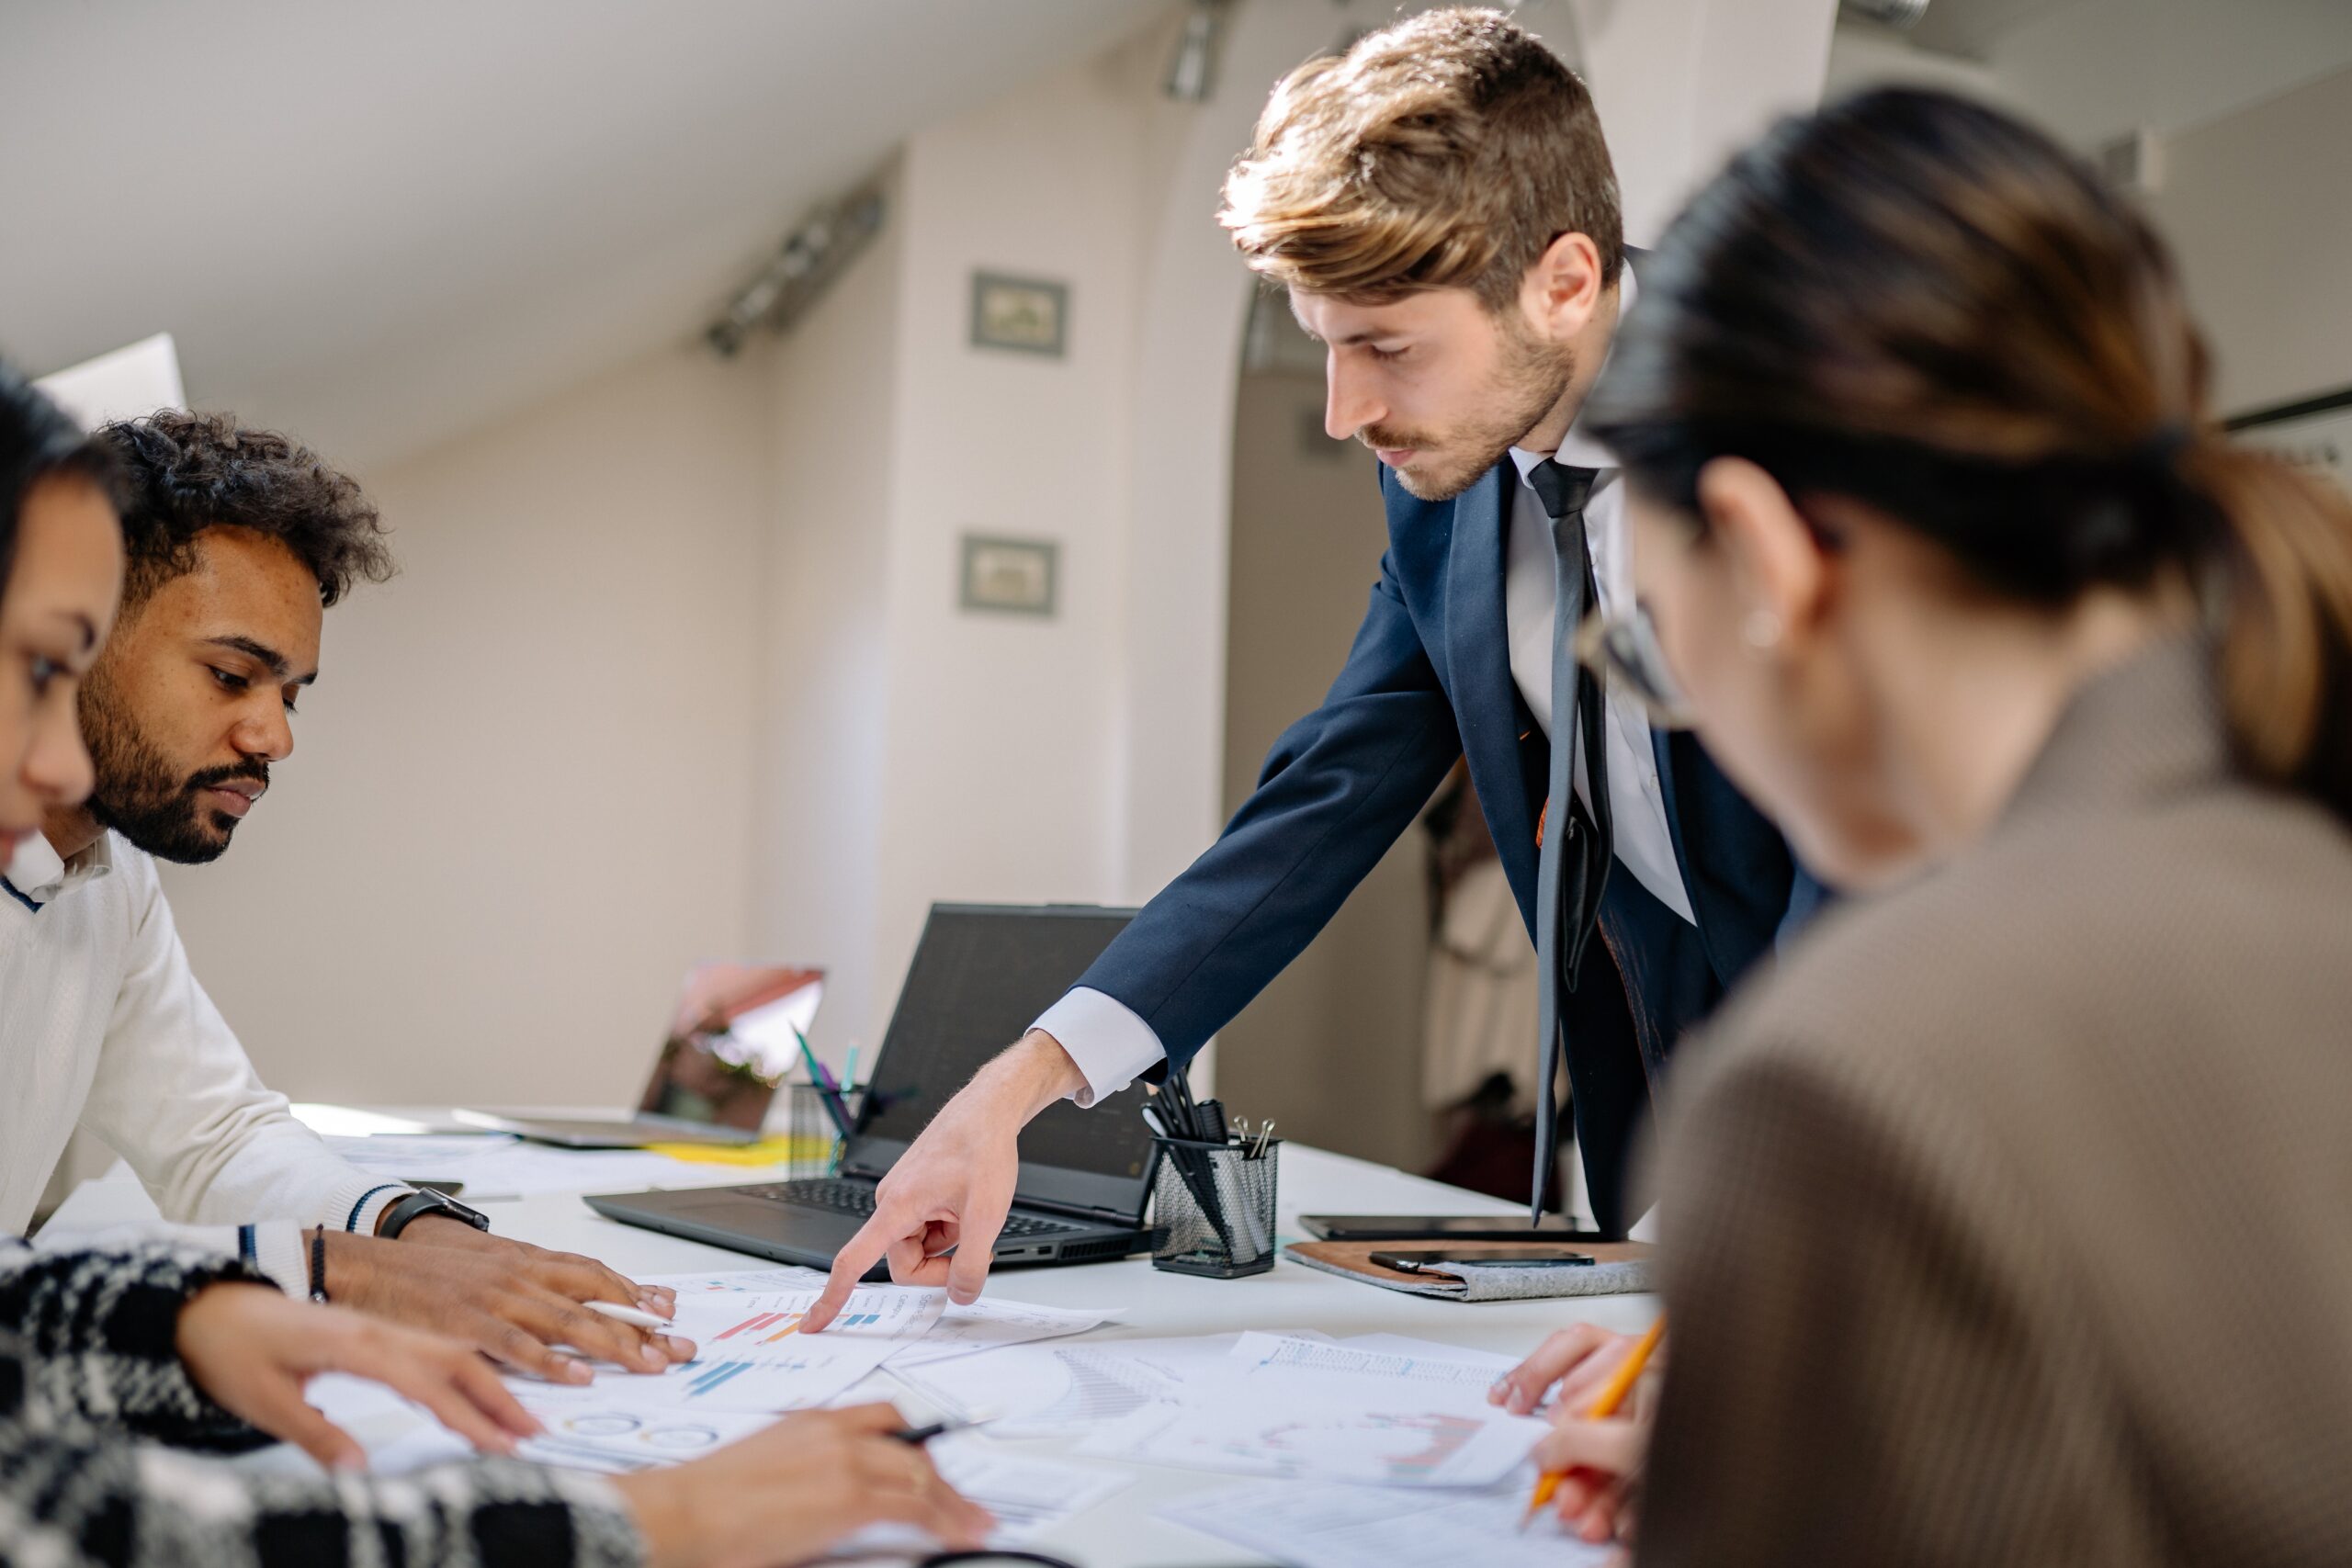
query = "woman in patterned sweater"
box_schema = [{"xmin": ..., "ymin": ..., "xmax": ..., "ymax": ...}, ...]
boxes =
[
  {"xmin": 0, "ymin": 366, "xmax": 990, "ymax": 1565},
  {"xmin": 0, "ymin": 1239, "xmax": 987, "ymax": 1566}
]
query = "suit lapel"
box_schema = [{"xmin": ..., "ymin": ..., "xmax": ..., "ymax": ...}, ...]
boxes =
[{"xmin": 1446, "ymin": 463, "xmax": 1539, "ymax": 874}]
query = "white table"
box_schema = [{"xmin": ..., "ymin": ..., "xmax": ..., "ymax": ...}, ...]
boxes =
[{"xmin": 60, "ymin": 1109, "xmax": 1659, "ymax": 1567}]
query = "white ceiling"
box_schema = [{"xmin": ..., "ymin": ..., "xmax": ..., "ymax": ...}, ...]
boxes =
[{"xmin": 0, "ymin": 0, "xmax": 1166, "ymax": 468}]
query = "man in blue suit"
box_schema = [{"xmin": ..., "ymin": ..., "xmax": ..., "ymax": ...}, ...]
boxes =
[{"xmin": 811, "ymin": 7, "xmax": 1804, "ymax": 1327}]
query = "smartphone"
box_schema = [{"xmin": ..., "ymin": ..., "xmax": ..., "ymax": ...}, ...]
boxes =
[
  {"xmin": 1302, "ymin": 1214, "xmax": 1607, "ymax": 1243},
  {"xmin": 1369, "ymin": 1247, "xmax": 1594, "ymax": 1272}
]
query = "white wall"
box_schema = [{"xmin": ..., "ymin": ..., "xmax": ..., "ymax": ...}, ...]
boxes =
[
  {"xmin": 1823, "ymin": 20, "xmax": 2011, "ymax": 105},
  {"xmin": 2147, "ymin": 65, "xmax": 2352, "ymax": 416},
  {"xmin": 1984, "ymin": 0, "xmax": 2352, "ymax": 152},
  {"xmin": 1568, "ymin": 0, "xmax": 1841, "ymax": 246},
  {"xmin": 160, "ymin": 342, "xmax": 775, "ymax": 1109},
  {"xmin": 751, "ymin": 164, "xmax": 903, "ymax": 1060},
  {"xmin": 864, "ymin": 25, "xmax": 1183, "ymax": 1015}
]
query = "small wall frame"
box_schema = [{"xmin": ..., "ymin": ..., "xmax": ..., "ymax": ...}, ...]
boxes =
[
  {"xmin": 969, "ymin": 271, "xmax": 1069, "ymax": 357},
  {"xmin": 959, "ymin": 534, "xmax": 1059, "ymax": 618}
]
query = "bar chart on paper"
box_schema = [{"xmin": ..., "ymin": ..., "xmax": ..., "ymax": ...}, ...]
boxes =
[{"xmin": 629, "ymin": 1288, "xmax": 944, "ymax": 1412}]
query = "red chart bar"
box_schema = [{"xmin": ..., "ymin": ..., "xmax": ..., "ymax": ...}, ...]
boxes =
[{"xmin": 716, "ymin": 1312, "xmax": 785, "ymax": 1341}]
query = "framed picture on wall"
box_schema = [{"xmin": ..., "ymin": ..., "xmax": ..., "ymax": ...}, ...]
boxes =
[
  {"xmin": 959, "ymin": 534, "xmax": 1058, "ymax": 618},
  {"xmin": 2228, "ymin": 385, "xmax": 2352, "ymax": 497},
  {"xmin": 970, "ymin": 271, "xmax": 1069, "ymax": 356}
]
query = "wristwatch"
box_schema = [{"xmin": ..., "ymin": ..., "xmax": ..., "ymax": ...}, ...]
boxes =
[{"xmin": 379, "ymin": 1187, "xmax": 492, "ymax": 1240}]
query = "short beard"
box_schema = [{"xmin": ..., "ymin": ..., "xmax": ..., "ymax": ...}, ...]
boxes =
[
  {"xmin": 78, "ymin": 668, "xmax": 261, "ymax": 865},
  {"xmin": 1369, "ymin": 318, "xmax": 1575, "ymax": 502}
]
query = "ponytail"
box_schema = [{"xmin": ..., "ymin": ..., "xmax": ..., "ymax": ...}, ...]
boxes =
[{"xmin": 2188, "ymin": 442, "xmax": 2352, "ymax": 825}]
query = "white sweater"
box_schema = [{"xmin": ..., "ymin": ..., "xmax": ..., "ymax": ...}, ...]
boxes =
[{"xmin": 1, "ymin": 829, "xmax": 409, "ymax": 1292}]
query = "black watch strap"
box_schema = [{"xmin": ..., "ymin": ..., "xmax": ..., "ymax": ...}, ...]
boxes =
[{"xmin": 380, "ymin": 1187, "xmax": 492, "ymax": 1239}]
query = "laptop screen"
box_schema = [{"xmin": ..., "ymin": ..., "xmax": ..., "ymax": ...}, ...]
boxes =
[{"xmin": 847, "ymin": 904, "xmax": 1157, "ymax": 1219}]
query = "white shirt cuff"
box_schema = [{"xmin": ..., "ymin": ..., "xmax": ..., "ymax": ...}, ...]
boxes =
[
  {"xmin": 248, "ymin": 1223, "xmax": 311, "ymax": 1297},
  {"xmin": 1032, "ymin": 987, "xmax": 1167, "ymax": 1107}
]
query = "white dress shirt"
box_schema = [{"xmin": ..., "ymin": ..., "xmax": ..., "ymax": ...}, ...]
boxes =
[
  {"xmin": 1040, "ymin": 271, "xmax": 1695, "ymax": 1105},
  {"xmin": 1, "ymin": 830, "xmax": 411, "ymax": 1290}
]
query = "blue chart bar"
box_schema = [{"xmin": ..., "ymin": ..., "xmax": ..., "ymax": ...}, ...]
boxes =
[
  {"xmin": 839, "ymin": 1312, "xmax": 879, "ymax": 1328},
  {"xmin": 686, "ymin": 1360, "xmax": 753, "ymax": 1399}
]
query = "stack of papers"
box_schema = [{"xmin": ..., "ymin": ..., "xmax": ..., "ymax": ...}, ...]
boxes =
[
  {"xmin": 317, "ymin": 1134, "xmax": 775, "ymax": 1200},
  {"xmin": 288, "ymin": 1262, "xmax": 1566, "ymax": 1560},
  {"xmin": 1160, "ymin": 1477, "xmax": 1618, "ymax": 1567},
  {"xmin": 1080, "ymin": 1333, "xmax": 1544, "ymax": 1488}
]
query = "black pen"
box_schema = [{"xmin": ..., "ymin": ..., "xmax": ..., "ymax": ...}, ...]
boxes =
[{"xmin": 889, "ymin": 1415, "xmax": 989, "ymax": 1445}]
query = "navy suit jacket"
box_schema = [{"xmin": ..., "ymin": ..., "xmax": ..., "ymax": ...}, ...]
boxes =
[{"xmin": 1078, "ymin": 458, "xmax": 1806, "ymax": 1230}]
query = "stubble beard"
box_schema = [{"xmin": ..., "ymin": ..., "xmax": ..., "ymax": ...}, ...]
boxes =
[
  {"xmin": 1373, "ymin": 322, "xmax": 1576, "ymax": 502},
  {"xmin": 77, "ymin": 667, "xmax": 242, "ymax": 865}
]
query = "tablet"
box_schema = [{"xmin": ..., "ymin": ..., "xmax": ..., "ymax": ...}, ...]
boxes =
[{"xmin": 1297, "ymin": 1213, "xmax": 1609, "ymax": 1243}]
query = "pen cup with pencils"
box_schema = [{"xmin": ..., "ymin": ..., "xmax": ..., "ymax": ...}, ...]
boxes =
[
  {"xmin": 784, "ymin": 1081, "xmax": 865, "ymax": 1179},
  {"xmin": 1149, "ymin": 1134, "xmax": 1282, "ymax": 1279}
]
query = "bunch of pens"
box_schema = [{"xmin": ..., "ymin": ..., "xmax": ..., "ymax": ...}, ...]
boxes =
[
  {"xmin": 786, "ymin": 1025, "xmax": 863, "ymax": 1179},
  {"xmin": 1142, "ymin": 1074, "xmax": 1281, "ymax": 1279}
]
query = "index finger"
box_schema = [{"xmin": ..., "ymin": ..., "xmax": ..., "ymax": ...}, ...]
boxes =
[
  {"xmin": 1491, "ymin": 1325, "xmax": 1624, "ymax": 1415},
  {"xmin": 806, "ymin": 1213, "xmax": 899, "ymax": 1332}
]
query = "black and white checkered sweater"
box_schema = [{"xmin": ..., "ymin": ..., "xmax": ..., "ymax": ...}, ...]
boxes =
[{"xmin": 0, "ymin": 1241, "xmax": 644, "ymax": 1567}]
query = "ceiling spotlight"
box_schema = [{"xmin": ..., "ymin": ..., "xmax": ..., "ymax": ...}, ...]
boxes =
[
  {"xmin": 706, "ymin": 182, "xmax": 888, "ymax": 358},
  {"xmin": 1838, "ymin": 0, "xmax": 1930, "ymax": 27},
  {"xmin": 1164, "ymin": 0, "xmax": 1235, "ymax": 103}
]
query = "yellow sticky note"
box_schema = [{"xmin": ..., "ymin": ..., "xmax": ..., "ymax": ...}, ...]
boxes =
[{"xmin": 642, "ymin": 1136, "xmax": 831, "ymax": 1168}]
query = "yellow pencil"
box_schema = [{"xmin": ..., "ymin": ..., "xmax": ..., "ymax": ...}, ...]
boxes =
[{"xmin": 1519, "ymin": 1315, "xmax": 1666, "ymax": 1531}]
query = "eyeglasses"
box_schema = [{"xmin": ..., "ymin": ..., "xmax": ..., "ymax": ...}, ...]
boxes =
[{"xmin": 1573, "ymin": 604, "xmax": 1698, "ymax": 729}]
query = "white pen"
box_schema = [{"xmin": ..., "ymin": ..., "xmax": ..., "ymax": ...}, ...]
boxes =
[{"xmin": 583, "ymin": 1300, "xmax": 673, "ymax": 1332}]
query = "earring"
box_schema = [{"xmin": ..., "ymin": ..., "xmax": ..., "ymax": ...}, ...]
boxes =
[{"xmin": 1743, "ymin": 609, "xmax": 1783, "ymax": 650}]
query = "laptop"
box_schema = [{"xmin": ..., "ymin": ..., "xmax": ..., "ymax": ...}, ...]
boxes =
[
  {"xmin": 458, "ymin": 964, "xmax": 825, "ymax": 1148},
  {"xmin": 586, "ymin": 904, "xmax": 1157, "ymax": 1276}
]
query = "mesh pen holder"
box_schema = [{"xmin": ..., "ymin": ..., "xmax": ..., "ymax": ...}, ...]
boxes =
[
  {"xmin": 1149, "ymin": 1135, "xmax": 1282, "ymax": 1278},
  {"xmin": 781, "ymin": 1082, "xmax": 865, "ymax": 1180}
]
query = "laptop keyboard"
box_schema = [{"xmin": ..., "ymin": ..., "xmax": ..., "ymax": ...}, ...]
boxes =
[{"xmin": 733, "ymin": 1179, "xmax": 1086, "ymax": 1238}]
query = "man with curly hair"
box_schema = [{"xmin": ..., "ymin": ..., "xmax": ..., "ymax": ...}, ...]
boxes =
[{"xmin": 1, "ymin": 412, "xmax": 696, "ymax": 1385}]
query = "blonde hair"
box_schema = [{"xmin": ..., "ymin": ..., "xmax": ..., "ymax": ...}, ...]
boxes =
[{"xmin": 1219, "ymin": 7, "xmax": 1621, "ymax": 310}]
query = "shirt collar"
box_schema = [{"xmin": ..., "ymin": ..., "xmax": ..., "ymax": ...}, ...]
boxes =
[
  {"xmin": 3, "ymin": 829, "xmax": 115, "ymax": 905},
  {"xmin": 1510, "ymin": 263, "xmax": 1638, "ymax": 480}
]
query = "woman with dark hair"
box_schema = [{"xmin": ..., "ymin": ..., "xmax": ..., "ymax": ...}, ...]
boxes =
[
  {"xmin": 1491, "ymin": 89, "xmax": 2352, "ymax": 1562},
  {"xmin": 0, "ymin": 359, "xmax": 989, "ymax": 1565}
]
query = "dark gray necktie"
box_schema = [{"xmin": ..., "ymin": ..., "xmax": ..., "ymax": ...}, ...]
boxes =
[{"xmin": 1526, "ymin": 457, "xmax": 1612, "ymax": 1222}]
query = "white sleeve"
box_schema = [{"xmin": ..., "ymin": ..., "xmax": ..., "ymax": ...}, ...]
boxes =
[
  {"xmin": 73, "ymin": 855, "xmax": 411, "ymax": 1237},
  {"xmin": 1031, "ymin": 987, "xmax": 1168, "ymax": 1107}
]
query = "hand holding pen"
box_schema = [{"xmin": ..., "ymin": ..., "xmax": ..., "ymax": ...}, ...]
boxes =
[{"xmin": 1502, "ymin": 1316, "xmax": 1664, "ymax": 1541}]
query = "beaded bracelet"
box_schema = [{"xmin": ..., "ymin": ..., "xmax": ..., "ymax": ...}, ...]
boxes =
[{"xmin": 308, "ymin": 1224, "xmax": 330, "ymax": 1304}]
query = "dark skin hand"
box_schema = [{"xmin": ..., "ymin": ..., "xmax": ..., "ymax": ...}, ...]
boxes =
[{"xmin": 325, "ymin": 1218, "xmax": 694, "ymax": 1382}]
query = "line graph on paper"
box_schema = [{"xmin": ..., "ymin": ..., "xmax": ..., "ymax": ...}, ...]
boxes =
[
  {"xmin": 1143, "ymin": 1409, "xmax": 1493, "ymax": 1483},
  {"xmin": 1238, "ymin": 1337, "xmax": 1502, "ymax": 1391},
  {"xmin": 1087, "ymin": 1335, "xmax": 1547, "ymax": 1488}
]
